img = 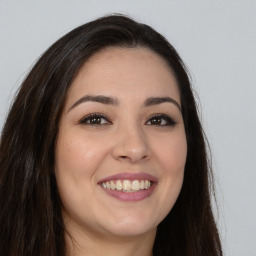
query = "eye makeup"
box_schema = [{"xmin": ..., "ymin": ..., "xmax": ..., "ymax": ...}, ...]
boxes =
[
  {"xmin": 146, "ymin": 114, "xmax": 177, "ymax": 127},
  {"xmin": 79, "ymin": 112, "xmax": 177, "ymax": 127}
]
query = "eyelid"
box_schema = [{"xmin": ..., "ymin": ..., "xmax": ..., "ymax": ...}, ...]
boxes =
[
  {"xmin": 146, "ymin": 113, "xmax": 177, "ymax": 126},
  {"xmin": 79, "ymin": 113, "xmax": 112, "ymax": 125},
  {"xmin": 78, "ymin": 112, "xmax": 177, "ymax": 127}
]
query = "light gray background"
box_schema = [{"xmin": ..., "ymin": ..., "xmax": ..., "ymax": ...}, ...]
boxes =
[{"xmin": 0, "ymin": 1, "xmax": 255, "ymax": 255}]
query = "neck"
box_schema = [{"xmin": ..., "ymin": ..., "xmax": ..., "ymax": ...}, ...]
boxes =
[{"xmin": 65, "ymin": 225, "xmax": 156, "ymax": 256}]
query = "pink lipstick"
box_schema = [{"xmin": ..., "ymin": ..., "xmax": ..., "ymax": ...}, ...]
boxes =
[{"xmin": 98, "ymin": 172, "xmax": 158, "ymax": 202}]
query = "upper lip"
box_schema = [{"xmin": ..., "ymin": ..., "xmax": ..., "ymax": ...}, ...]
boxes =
[{"xmin": 98, "ymin": 172, "xmax": 158, "ymax": 183}]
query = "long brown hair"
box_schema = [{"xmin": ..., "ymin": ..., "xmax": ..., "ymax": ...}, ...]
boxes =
[{"xmin": 0, "ymin": 14, "xmax": 222, "ymax": 255}]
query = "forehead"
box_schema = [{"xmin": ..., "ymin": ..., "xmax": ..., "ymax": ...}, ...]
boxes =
[{"xmin": 66, "ymin": 47, "xmax": 180, "ymax": 106}]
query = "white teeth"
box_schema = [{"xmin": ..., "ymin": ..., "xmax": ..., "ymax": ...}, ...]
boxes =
[
  {"xmin": 115, "ymin": 180, "xmax": 122, "ymax": 191},
  {"xmin": 145, "ymin": 180, "xmax": 150, "ymax": 189},
  {"xmin": 140, "ymin": 180, "xmax": 145, "ymax": 189},
  {"xmin": 123, "ymin": 180, "xmax": 131, "ymax": 191},
  {"xmin": 132, "ymin": 180, "xmax": 140, "ymax": 191},
  {"xmin": 101, "ymin": 179, "xmax": 152, "ymax": 192},
  {"xmin": 110, "ymin": 180, "xmax": 115, "ymax": 190}
]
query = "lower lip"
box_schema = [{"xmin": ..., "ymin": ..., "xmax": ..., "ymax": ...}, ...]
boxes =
[{"xmin": 100, "ymin": 183, "xmax": 157, "ymax": 202}]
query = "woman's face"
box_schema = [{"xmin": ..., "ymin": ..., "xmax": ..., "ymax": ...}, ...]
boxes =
[{"xmin": 55, "ymin": 47, "xmax": 187, "ymax": 240}]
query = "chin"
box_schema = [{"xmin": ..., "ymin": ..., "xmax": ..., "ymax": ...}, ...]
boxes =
[{"xmin": 100, "ymin": 214, "xmax": 158, "ymax": 238}]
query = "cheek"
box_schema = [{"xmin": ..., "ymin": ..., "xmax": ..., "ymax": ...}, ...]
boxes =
[
  {"xmin": 54, "ymin": 132, "xmax": 108, "ymax": 209},
  {"xmin": 146, "ymin": 131, "xmax": 187, "ymax": 225},
  {"xmin": 155, "ymin": 131, "xmax": 186, "ymax": 193},
  {"xmin": 55, "ymin": 131, "xmax": 109, "ymax": 180},
  {"xmin": 54, "ymin": 132, "xmax": 111, "ymax": 224},
  {"xmin": 153, "ymin": 130, "xmax": 187, "ymax": 175}
]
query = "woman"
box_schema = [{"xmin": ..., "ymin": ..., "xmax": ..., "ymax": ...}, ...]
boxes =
[{"xmin": 0, "ymin": 14, "xmax": 222, "ymax": 255}]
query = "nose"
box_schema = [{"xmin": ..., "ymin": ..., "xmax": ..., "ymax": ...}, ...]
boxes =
[{"xmin": 111, "ymin": 124, "xmax": 151, "ymax": 163}]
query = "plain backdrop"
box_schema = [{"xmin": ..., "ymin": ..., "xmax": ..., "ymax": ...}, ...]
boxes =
[{"xmin": 0, "ymin": 1, "xmax": 255, "ymax": 255}]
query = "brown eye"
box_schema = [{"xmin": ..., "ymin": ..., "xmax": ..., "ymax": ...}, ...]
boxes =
[
  {"xmin": 80, "ymin": 114, "xmax": 111, "ymax": 125},
  {"xmin": 146, "ymin": 114, "xmax": 177, "ymax": 126},
  {"xmin": 89, "ymin": 117, "xmax": 103, "ymax": 124},
  {"xmin": 150, "ymin": 117, "xmax": 164, "ymax": 125}
]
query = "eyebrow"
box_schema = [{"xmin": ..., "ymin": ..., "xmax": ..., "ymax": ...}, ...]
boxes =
[
  {"xmin": 144, "ymin": 97, "xmax": 181, "ymax": 111},
  {"xmin": 68, "ymin": 94, "xmax": 181, "ymax": 112},
  {"xmin": 68, "ymin": 95, "xmax": 119, "ymax": 112}
]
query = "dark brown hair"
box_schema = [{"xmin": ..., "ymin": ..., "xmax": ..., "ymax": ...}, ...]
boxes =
[{"xmin": 0, "ymin": 14, "xmax": 222, "ymax": 255}]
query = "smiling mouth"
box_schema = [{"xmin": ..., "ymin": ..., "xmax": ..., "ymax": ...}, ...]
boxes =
[
  {"xmin": 101, "ymin": 179, "xmax": 152, "ymax": 192},
  {"xmin": 98, "ymin": 172, "xmax": 157, "ymax": 201}
]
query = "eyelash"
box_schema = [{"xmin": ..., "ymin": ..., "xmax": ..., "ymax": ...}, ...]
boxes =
[
  {"xmin": 79, "ymin": 113, "xmax": 111, "ymax": 126},
  {"xmin": 79, "ymin": 113, "xmax": 177, "ymax": 127},
  {"xmin": 146, "ymin": 114, "xmax": 177, "ymax": 126}
]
